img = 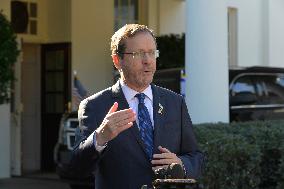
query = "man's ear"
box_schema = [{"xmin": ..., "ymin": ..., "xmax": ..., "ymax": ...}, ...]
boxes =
[{"xmin": 112, "ymin": 54, "xmax": 121, "ymax": 70}]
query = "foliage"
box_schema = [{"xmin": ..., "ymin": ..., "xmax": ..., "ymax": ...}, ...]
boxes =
[
  {"xmin": 194, "ymin": 120, "xmax": 284, "ymax": 189},
  {"xmin": 156, "ymin": 33, "xmax": 185, "ymax": 70},
  {"xmin": 0, "ymin": 12, "xmax": 19, "ymax": 104}
]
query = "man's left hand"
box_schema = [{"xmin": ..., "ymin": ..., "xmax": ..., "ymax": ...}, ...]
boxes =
[{"xmin": 151, "ymin": 146, "xmax": 183, "ymax": 171}]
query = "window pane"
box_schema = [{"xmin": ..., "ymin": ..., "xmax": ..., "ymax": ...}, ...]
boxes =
[
  {"xmin": 30, "ymin": 20, "xmax": 37, "ymax": 35},
  {"xmin": 55, "ymin": 94, "xmax": 64, "ymax": 113},
  {"xmin": 131, "ymin": 0, "xmax": 138, "ymax": 20},
  {"xmin": 276, "ymin": 76, "xmax": 284, "ymax": 87},
  {"xmin": 30, "ymin": 2, "xmax": 37, "ymax": 18},
  {"xmin": 263, "ymin": 75, "xmax": 284, "ymax": 104},
  {"xmin": 45, "ymin": 94, "xmax": 55, "ymax": 113},
  {"xmin": 46, "ymin": 50, "xmax": 64, "ymax": 70},
  {"xmin": 114, "ymin": 0, "xmax": 139, "ymax": 31},
  {"xmin": 231, "ymin": 76, "xmax": 255, "ymax": 95},
  {"xmin": 114, "ymin": 0, "xmax": 120, "ymax": 19},
  {"xmin": 121, "ymin": 6, "xmax": 129, "ymax": 19},
  {"xmin": 45, "ymin": 72, "xmax": 64, "ymax": 92},
  {"xmin": 45, "ymin": 94, "xmax": 64, "ymax": 113},
  {"xmin": 129, "ymin": 4, "xmax": 135, "ymax": 22},
  {"xmin": 121, "ymin": 0, "xmax": 128, "ymax": 6}
]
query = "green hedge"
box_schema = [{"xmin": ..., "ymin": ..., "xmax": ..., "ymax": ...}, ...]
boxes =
[
  {"xmin": 156, "ymin": 33, "xmax": 185, "ymax": 70},
  {"xmin": 194, "ymin": 120, "xmax": 284, "ymax": 189},
  {"xmin": 0, "ymin": 12, "xmax": 19, "ymax": 104}
]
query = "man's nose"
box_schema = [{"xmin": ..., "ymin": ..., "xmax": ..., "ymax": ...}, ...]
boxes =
[{"xmin": 142, "ymin": 52, "xmax": 152, "ymax": 61}]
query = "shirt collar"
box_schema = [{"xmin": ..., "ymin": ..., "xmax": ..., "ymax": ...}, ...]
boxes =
[{"xmin": 120, "ymin": 79, "xmax": 153, "ymax": 102}]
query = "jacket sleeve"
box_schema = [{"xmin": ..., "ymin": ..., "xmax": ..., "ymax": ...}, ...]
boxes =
[
  {"xmin": 178, "ymin": 98, "xmax": 204, "ymax": 179},
  {"xmin": 70, "ymin": 99, "xmax": 101, "ymax": 176}
]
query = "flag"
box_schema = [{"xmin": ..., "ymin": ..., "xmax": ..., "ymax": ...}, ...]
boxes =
[{"xmin": 72, "ymin": 76, "xmax": 88, "ymax": 111}]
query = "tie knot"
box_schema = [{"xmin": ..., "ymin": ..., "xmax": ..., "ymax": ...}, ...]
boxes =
[{"xmin": 135, "ymin": 93, "xmax": 146, "ymax": 104}]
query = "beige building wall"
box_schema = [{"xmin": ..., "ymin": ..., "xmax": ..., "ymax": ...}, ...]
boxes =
[
  {"xmin": 16, "ymin": 0, "xmax": 71, "ymax": 43},
  {"xmin": 72, "ymin": 0, "xmax": 114, "ymax": 94},
  {"xmin": 45, "ymin": 0, "xmax": 71, "ymax": 43},
  {"xmin": 148, "ymin": 0, "xmax": 185, "ymax": 36},
  {"xmin": 159, "ymin": 0, "xmax": 185, "ymax": 35},
  {"xmin": 17, "ymin": 0, "xmax": 48, "ymax": 43}
]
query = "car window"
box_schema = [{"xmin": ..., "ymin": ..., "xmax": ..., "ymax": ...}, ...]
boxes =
[
  {"xmin": 276, "ymin": 76, "xmax": 284, "ymax": 87},
  {"xmin": 262, "ymin": 75, "xmax": 284, "ymax": 104},
  {"xmin": 230, "ymin": 76, "xmax": 258, "ymax": 106},
  {"xmin": 231, "ymin": 76, "xmax": 256, "ymax": 96}
]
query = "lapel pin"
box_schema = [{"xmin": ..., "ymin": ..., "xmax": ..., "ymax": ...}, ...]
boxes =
[{"xmin": 158, "ymin": 103, "xmax": 163, "ymax": 114}]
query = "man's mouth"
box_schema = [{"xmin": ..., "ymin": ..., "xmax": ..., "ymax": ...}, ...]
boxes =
[{"xmin": 144, "ymin": 70, "xmax": 153, "ymax": 73}]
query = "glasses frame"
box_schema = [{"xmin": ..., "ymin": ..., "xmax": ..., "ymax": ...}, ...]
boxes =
[{"xmin": 121, "ymin": 50, "xmax": 160, "ymax": 60}]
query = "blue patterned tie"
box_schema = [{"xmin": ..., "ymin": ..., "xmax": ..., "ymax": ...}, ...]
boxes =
[{"xmin": 135, "ymin": 93, "xmax": 154, "ymax": 159}]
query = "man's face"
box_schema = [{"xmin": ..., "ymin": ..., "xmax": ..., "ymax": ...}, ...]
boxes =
[{"xmin": 119, "ymin": 32, "xmax": 157, "ymax": 92}]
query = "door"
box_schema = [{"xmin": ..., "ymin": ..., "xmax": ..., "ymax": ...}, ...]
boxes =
[
  {"xmin": 21, "ymin": 43, "xmax": 41, "ymax": 173},
  {"xmin": 41, "ymin": 43, "xmax": 71, "ymax": 171}
]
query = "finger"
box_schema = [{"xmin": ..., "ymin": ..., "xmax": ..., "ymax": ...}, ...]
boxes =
[
  {"xmin": 108, "ymin": 102, "xmax": 118, "ymax": 114},
  {"xmin": 158, "ymin": 146, "xmax": 171, "ymax": 153},
  {"xmin": 109, "ymin": 109, "xmax": 136, "ymax": 122},
  {"xmin": 153, "ymin": 153, "xmax": 174, "ymax": 159},
  {"xmin": 151, "ymin": 158, "xmax": 173, "ymax": 165},
  {"xmin": 152, "ymin": 165, "xmax": 168, "ymax": 171},
  {"xmin": 107, "ymin": 112, "xmax": 136, "ymax": 129}
]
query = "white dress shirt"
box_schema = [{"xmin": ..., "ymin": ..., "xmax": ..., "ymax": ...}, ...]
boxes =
[
  {"xmin": 120, "ymin": 79, "xmax": 154, "ymax": 129},
  {"xmin": 93, "ymin": 80, "xmax": 154, "ymax": 152}
]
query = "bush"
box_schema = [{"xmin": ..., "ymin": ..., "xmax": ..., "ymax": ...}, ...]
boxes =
[
  {"xmin": 194, "ymin": 120, "xmax": 284, "ymax": 189},
  {"xmin": 0, "ymin": 12, "xmax": 19, "ymax": 104},
  {"xmin": 156, "ymin": 33, "xmax": 185, "ymax": 70}
]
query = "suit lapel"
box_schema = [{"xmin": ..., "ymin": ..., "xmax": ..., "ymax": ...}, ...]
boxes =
[
  {"xmin": 111, "ymin": 81, "xmax": 150, "ymax": 159},
  {"xmin": 152, "ymin": 84, "xmax": 166, "ymax": 155}
]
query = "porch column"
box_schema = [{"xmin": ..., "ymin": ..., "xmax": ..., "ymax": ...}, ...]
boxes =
[
  {"xmin": 0, "ymin": 0, "xmax": 11, "ymax": 178},
  {"xmin": 185, "ymin": 0, "xmax": 229, "ymax": 124}
]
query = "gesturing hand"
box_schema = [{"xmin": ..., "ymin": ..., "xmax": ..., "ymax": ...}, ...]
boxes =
[
  {"xmin": 95, "ymin": 102, "xmax": 136, "ymax": 146},
  {"xmin": 151, "ymin": 146, "xmax": 183, "ymax": 171}
]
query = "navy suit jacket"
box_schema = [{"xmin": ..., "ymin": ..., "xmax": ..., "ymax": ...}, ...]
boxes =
[{"xmin": 71, "ymin": 81, "xmax": 204, "ymax": 189}]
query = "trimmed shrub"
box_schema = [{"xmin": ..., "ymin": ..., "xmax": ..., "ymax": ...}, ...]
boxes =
[
  {"xmin": 0, "ymin": 12, "xmax": 19, "ymax": 104},
  {"xmin": 156, "ymin": 33, "xmax": 185, "ymax": 70},
  {"xmin": 194, "ymin": 120, "xmax": 284, "ymax": 189}
]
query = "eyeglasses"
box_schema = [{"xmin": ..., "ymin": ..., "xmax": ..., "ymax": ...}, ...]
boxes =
[{"xmin": 121, "ymin": 50, "xmax": 160, "ymax": 60}]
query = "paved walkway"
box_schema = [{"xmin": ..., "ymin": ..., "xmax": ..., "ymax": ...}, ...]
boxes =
[{"xmin": 0, "ymin": 173, "xmax": 70, "ymax": 189}]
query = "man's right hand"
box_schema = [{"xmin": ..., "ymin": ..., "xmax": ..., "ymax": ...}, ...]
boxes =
[{"xmin": 95, "ymin": 102, "xmax": 136, "ymax": 146}]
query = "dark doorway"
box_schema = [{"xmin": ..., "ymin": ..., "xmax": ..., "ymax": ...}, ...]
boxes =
[{"xmin": 41, "ymin": 43, "xmax": 71, "ymax": 170}]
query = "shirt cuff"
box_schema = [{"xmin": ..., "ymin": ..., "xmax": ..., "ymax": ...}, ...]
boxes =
[{"xmin": 92, "ymin": 131, "xmax": 107, "ymax": 153}]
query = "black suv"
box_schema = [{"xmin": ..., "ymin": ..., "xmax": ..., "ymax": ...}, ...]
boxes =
[
  {"xmin": 229, "ymin": 66, "xmax": 284, "ymax": 122},
  {"xmin": 54, "ymin": 66, "xmax": 284, "ymax": 188}
]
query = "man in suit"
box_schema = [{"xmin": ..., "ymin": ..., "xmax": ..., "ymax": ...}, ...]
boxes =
[{"xmin": 71, "ymin": 24, "xmax": 204, "ymax": 189}]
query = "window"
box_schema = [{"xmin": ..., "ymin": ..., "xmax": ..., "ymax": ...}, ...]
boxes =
[
  {"xmin": 228, "ymin": 7, "xmax": 238, "ymax": 67},
  {"xmin": 230, "ymin": 76, "xmax": 257, "ymax": 106},
  {"xmin": 231, "ymin": 76, "xmax": 255, "ymax": 96},
  {"xmin": 11, "ymin": 1, "xmax": 38, "ymax": 35},
  {"xmin": 114, "ymin": 0, "xmax": 138, "ymax": 31},
  {"xmin": 262, "ymin": 75, "xmax": 284, "ymax": 104},
  {"xmin": 29, "ymin": 2, "xmax": 37, "ymax": 34}
]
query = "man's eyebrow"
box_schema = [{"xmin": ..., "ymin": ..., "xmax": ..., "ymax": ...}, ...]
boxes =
[{"xmin": 135, "ymin": 49, "xmax": 156, "ymax": 52}]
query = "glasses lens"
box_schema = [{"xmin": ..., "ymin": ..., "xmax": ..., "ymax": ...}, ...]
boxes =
[
  {"xmin": 155, "ymin": 50, "xmax": 159, "ymax": 58},
  {"xmin": 126, "ymin": 50, "xmax": 159, "ymax": 59}
]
